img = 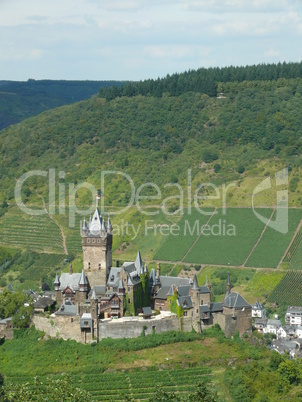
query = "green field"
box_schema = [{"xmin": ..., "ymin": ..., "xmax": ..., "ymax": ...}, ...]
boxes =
[
  {"xmin": 267, "ymin": 270, "xmax": 302, "ymax": 306},
  {"xmin": 184, "ymin": 208, "xmax": 272, "ymax": 266},
  {"xmin": 246, "ymin": 209, "xmax": 302, "ymax": 268}
]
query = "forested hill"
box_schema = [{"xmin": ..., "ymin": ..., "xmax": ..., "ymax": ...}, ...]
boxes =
[
  {"xmin": 0, "ymin": 79, "xmax": 124, "ymax": 130},
  {"xmin": 99, "ymin": 61, "xmax": 302, "ymax": 100},
  {"xmin": 0, "ymin": 72, "xmax": 301, "ymax": 208}
]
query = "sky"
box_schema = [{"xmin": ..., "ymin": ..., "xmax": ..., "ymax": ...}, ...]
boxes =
[{"xmin": 1, "ymin": 0, "xmax": 302, "ymax": 81}]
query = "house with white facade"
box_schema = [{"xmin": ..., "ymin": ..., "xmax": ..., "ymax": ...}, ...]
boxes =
[
  {"xmin": 263, "ymin": 319, "xmax": 282, "ymax": 335},
  {"xmin": 285, "ymin": 306, "xmax": 302, "ymax": 326},
  {"xmin": 252, "ymin": 301, "xmax": 266, "ymax": 319}
]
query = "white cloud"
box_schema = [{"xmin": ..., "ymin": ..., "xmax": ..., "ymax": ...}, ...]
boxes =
[{"xmin": 0, "ymin": 0, "xmax": 302, "ymax": 80}]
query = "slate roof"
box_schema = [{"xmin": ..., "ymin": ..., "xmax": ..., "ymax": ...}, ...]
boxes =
[
  {"xmin": 107, "ymin": 267, "xmax": 122, "ymax": 288},
  {"xmin": 79, "ymin": 270, "xmax": 88, "ymax": 286},
  {"xmin": 200, "ymin": 305, "xmax": 210, "ymax": 314},
  {"xmin": 178, "ymin": 296, "xmax": 193, "ymax": 309},
  {"xmin": 33, "ymin": 297, "xmax": 55, "ymax": 309},
  {"xmin": 142, "ymin": 307, "xmax": 152, "ymax": 315},
  {"xmin": 267, "ymin": 319, "xmax": 282, "ymax": 327},
  {"xmin": 178, "ymin": 285, "xmax": 191, "ymax": 297},
  {"xmin": 223, "ymin": 292, "xmax": 251, "ymax": 309},
  {"xmin": 56, "ymin": 303, "xmax": 77, "ymax": 316},
  {"xmin": 199, "ymin": 286, "xmax": 211, "ymax": 294},
  {"xmin": 252, "ymin": 301, "xmax": 265, "ymax": 310},
  {"xmin": 286, "ymin": 306, "xmax": 302, "ymax": 314},
  {"xmin": 192, "ymin": 274, "xmax": 199, "ymax": 290},
  {"xmin": 160, "ymin": 276, "xmax": 191, "ymax": 287},
  {"xmin": 0, "ymin": 317, "xmax": 12, "ymax": 325},
  {"xmin": 135, "ymin": 251, "xmax": 143, "ymax": 275},
  {"xmin": 210, "ymin": 302, "xmax": 224, "ymax": 312},
  {"xmin": 154, "ymin": 286, "xmax": 171, "ymax": 300},
  {"xmin": 88, "ymin": 207, "xmax": 106, "ymax": 235},
  {"xmin": 59, "ymin": 273, "xmax": 82, "ymax": 291},
  {"xmin": 91, "ymin": 286, "xmax": 106, "ymax": 297}
]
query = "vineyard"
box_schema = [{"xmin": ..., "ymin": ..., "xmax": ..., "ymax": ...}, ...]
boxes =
[
  {"xmin": 267, "ymin": 270, "xmax": 302, "ymax": 306},
  {"xmin": 0, "ymin": 207, "xmax": 64, "ymax": 254},
  {"xmin": 245, "ymin": 209, "xmax": 302, "ymax": 268},
  {"xmin": 6, "ymin": 367, "xmax": 212, "ymax": 401},
  {"xmin": 284, "ymin": 228, "xmax": 302, "ymax": 270},
  {"xmin": 154, "ymin": 208, "xmax": 302, "ymax": 268}
]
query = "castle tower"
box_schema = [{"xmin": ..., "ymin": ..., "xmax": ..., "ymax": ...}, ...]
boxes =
[
  {"xmin": 191, "ymin": 274, "xmax": 201, "ymax": 331},
  {"xmin": 81, "ymin": 198, "xmax": 112, "ymax": 288},
  {"xmin": 78, "ymin": 269, "xmax": 89, "ymax": 302}
]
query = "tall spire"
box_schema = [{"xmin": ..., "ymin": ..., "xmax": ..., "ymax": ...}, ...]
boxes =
[
  {"xmin": 54, "ymin": 273, "xmax": 60, "ymax": 290},
  {"xmin": 135, "ymin": 251, "xmax": 143, "ymax": 274},
  {"xmin": 225, "ymin": 271, "xmax": 231, "ymax": 300},
  {"xmin": 192, "ymin": 274, "xmax": 199, "ymax": 290},
  {"xmin": 107, "ymin": 215, "xmax": 113, "ymax": 233}
]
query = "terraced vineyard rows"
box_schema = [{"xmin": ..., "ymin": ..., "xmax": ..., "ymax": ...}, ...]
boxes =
[
  {"xmin": 153, "ymin": 208, "xmax": 214, "ymax": 262},
  {"xmin": 0, "ymin": 208, "xmax": 64, "ymax": 254},
  {"xmin": 184, "ymin": 208, "xmax": 272, "ymax": 266},
  {"xmin": 246, "ymin": 209, "xmax": 302, "ymax": 268},
  {"xmin": 267, "ymin": 270, "xmax": 302, "ymax": 306},
  {"xmin": 284, "ymin": 228, "xmax": 302, "ymax": 270},
  {"xmin": 7, "ymin": 367, "xmax": 212, "ymax": 401}
]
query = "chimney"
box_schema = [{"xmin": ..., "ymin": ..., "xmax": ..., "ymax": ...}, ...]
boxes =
[
  {"xmin": 116, "ymin": 260, "xmax": 120, "ymax": 268},
  {"xmin": 69, "ymin": 264, "xmax": 73, "ymax": 275}
]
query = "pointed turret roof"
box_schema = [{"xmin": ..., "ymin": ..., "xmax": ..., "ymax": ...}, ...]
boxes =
[
  {"xmin": 167, "ymin": 284, "xmax": 174, "ymax": 296},
  {"xmin": 107, "ymin": 216, "xmax": 113, "ymax": 232},
  {"xmin": 192, "ymin": 274, "xmax": 199, "ymax": 290},
  {"xmin": 89, "ymin": 207, "xmax": 102, "ymax": 234},
  {"xmin": 118, "ymin": 278, "xmax": 124, "ymax": 290},
  {"xmin": 135, "ymin": 251, "xmax": 143, "ymax": 274},
  {"xmin": 227, "ymin": 271, "xmax": 231, "ymax": 286},
  {"xmin": 78, "ymin": 270, "xmax": 88, "ymax": 286},
  {"xmin": 90, "ymin": 288, "xmax": 97, "ymax": 300},
  {"xmin": 144, "ymin": 263, "xmax": 148, "ymax": 274},
  {"xmin": 54, "ymin": 273, "xmax": 60, "ymax": 285},
  {"xmin": 82, "ymin": 217, "xmax": 88, "ymax": 231}
]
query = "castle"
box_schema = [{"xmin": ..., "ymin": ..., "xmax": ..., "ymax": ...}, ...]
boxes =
[{"xmin": 52, "ymin": 203, "xmax": 252, "ymax": 342}]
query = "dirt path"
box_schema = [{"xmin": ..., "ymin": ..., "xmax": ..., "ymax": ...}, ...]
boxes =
[
  {"xmin": 37, "ymin": 194, "xmax": 68, "ymax": 255},
  {"xmin": 242, "ymin": 208, "xmax": 276, "ymax": 267},
  {"xmin": 277, "ymin": 217, "xmax": 302, "ymax": 268},
  {"xmin": 181, "ymin": 208, "xmax": 217, "ymax": 262}
]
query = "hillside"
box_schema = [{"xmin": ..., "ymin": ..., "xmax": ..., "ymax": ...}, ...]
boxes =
[
  {"xmin": 0, "ymin": 79, "xmax": 124, "ymax": 130},
  {"xmin": 0, "ymin": 62, "xmax": 301, "ymax": 291}
]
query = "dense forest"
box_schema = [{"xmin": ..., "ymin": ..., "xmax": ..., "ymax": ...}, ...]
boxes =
[
  {"xmin": 99, "ymin": 61, "xmax": 302, "ymax": 99},
  {"xmin": 0, "ymin": 79, "xmax": 123, "ymax": 130},
  {"xmin": 0, "ymin": 67, "xmax": 301, "ymax": 207}
]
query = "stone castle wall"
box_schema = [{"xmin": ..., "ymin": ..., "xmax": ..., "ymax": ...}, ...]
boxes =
[{"xmin": 33, "ymin": 314, "xmax": 194, "ymax": 343}]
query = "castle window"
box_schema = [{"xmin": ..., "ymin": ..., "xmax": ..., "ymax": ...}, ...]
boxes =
[
  {"xmin": 128, "ymin": 287, "xmax": 130, "ymax": 292},
  {"xmin": 99, "ymin": 263, "xmax": 101, "ymax": 270},
  {"xmin": 97, "ymin": 239, "xmax": 100, "ymax": 243},
  {"xmin": 71, "ymin": 318, "xmax": 73, "ymax": 323},
  {"xmin": 87, "ymin": 239, "xmax": 90, "ymax": 243},
  {"xmin": 88, "ymin": 262, "xmax": 91, "ymax": 271},
  {"xmin": 128, "ymin": 298, "xmax": 130, "ymax": 304},
  {"xmin": 201, "ymin": 300, "xmax": 203, "ymax": 305},
  {"xmin": 184, "ymin": 311, "xmax": 187, "ymax": 317},
  {"xmin": 92, "ymin": 239, "xmax": 95, "ymax": 243},
  {"xmin": 196, "ymin": 309, "xmax": 198, "ymax": 313}
]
